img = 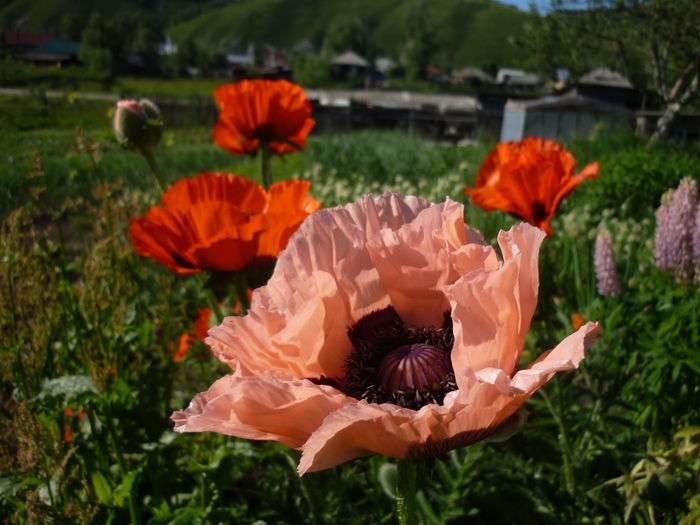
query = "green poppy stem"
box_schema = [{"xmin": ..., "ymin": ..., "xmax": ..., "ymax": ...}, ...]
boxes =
[
  {"xmin": 143, "ymin": 149, "xmax": 167, "ymax": 193},
  {"xmin": 204, "ymin": 285, "xmax": 225, "ymax": 324},
  {"xmin": 396, "ymin": 460, "xmax": 418, "ymax": 525},
  {"xmin": 260, "ymin": 143, "xmax": 272, "ymax": 190}
]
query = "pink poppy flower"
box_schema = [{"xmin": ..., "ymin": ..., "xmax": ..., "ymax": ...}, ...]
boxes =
[{"xmin": 172, "ymin": 193, "xmax": 600, "ymax": 475}]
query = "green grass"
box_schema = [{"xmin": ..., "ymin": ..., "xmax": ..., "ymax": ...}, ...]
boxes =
[
  {"xmin": 114, "ymin": 77, "xmax": 222, "ymax": 99},
  {"xmin": 0, "ymin": 123, "xmax": 489, "ymax": 219}
]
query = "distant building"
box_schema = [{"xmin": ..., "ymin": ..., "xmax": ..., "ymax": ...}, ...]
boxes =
[
  {"xmin": 19, "ymin": 37, "xmax": 81, "ymax": 67},
  {"xmin": 374, "ymin": 57, "xmax": 395, "ymax": 75},
  {"xmin": 331, "ymin": 50, "xmax": 369, "ymax": 80},
  {"xmin": 556, "ymin": 69, "xmax": 571, "ymax": 83},
  {"xmin": 292, "ymin": 39, "xmax": 314, "ymax": 55},
  {"xmin": 1, "ymin": 31, "xmax": 52, "ymax": 55},
  {"xmin": 579, "ymin": 68, "xmax": 633, "ymax": 89},
  {"xmin": 575, "ymin": 68, "xmax": 639, "ymax": 108},
  {"xmin": 496, "ymin": 68, "xmax": 541, "ymax": 87},
  {"xmin": 158, "ymin": 36, "xmax": 178, "ymax": 56},
  {"xmin": 226, "ymin": 43, "xmax": 255, "ymax": 66},
  {"xmin": 452, "ymin": 66, "xmax": 494, "ymax": 85},
  {"xmin": 500, "ymin": 90, "xmax": 632, "ymax": 142},
  {"xmin": 263, "ymin": 49, "xmax": 288, "ymax": 69}
]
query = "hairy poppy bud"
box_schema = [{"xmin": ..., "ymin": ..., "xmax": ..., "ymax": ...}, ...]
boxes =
[{"xmin": 113, "ymin": 99, "xmax": 164, "ymax": 153}]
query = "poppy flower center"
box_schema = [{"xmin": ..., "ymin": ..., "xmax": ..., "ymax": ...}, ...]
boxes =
[
  {"xmin": 379, "ymin": 344, "xmax": 452, "ymax": 391},
  {"xmin": 253, "ymin": 124, "xmax": 277, "ymax": 142},
  {"xmin": 531, "ymin": 201, "xmax": 548, "ymax": 222},
  {"xmin": 331, "ymin": 306, "xmax": 457, "ymax": 410}
]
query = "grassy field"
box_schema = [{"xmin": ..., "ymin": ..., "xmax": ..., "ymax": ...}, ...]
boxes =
[{"xmin": 2, "ymin": 92, "xmax": 700, "ymax": 523}]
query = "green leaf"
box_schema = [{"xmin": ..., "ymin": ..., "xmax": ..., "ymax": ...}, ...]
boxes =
[
  {"xmin": 377, "ymin": 462, "xmax": 397, "ymax": 499},
  {"xmin": 91, "ymin": 472, "xmax": 112, "ymax": 505},
  {"xmin": 112, "ymin": 470, "xmax": 138, "ymax": 507}
]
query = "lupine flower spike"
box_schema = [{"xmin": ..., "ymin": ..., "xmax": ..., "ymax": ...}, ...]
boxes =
[
  {"xmin": 693, "ymin": 205, "xmax": 700, "ymax": 282},
  {"xmin": 654, "ymin": 177, "xmax": 698, "ymax": 282},
  {"xmin": 594, "ymin": 229, "xmax": 621, "ymax": 297}
]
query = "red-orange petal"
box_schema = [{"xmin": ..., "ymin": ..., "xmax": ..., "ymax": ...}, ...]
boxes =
[
  {"xmin": 213, "ymin": 79, "xmax": 315, "ymax": 156},
  {"xmin": 129, "ymin": 173, "xmax": 269, "ymax": 274},
  {"xmin": 464, "ymin": 137, "xmax": 597, "ymax": 236},
  {"xmin": 257, "ymin": 180, "xmax": 320, "ymax": 258}
]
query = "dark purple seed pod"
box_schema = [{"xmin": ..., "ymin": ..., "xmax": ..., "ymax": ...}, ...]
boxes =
[{"xmin": 379, "ymin": 344, "xmax": 452, "ymax": 392}]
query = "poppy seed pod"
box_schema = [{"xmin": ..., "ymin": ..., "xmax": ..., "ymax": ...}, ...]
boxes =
[{"xmin": 113, "ymin": 99, "xmax": 164, "ymax": 154}]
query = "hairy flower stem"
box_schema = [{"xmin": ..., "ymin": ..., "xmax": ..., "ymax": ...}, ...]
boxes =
[
  {"xmin": 260, "ymin": 143, "xmax": 272, "ymax": 189},
  {"xmin": 233, "ymin": 274, "xmax": 250, "ymax": 314},
  {"xmin": 283, "ymin": 452, "xmax": 318, "ymax": 525},
  {"xmin": 143, "ymin": 149, "xmax": 167, "ymax": 193},
  {"xmin": 106, "ymin": 407, "xmax": 140, "ymax": 524},
  {"xmin": 205, "ymin": 285, "xmax": 225, "ymax": 324},
  {"xmin": 396, "ymin": 460, "xmax": 418, "ymax": 525},
  {"xmin": 541, "ymin": 388, "xmax": 576, "ymax": 496}
]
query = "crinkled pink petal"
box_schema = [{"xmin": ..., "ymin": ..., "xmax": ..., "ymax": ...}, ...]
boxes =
[
  {"xmin": 206, "ymin": 193, "xmax": 442, "ymax": 379},
  {"xmin": 511, "ymin": 321, "xmax": 600, "ymax": 392},
  {"xmin": 445, "ymin": 223, "xmax": 545, "ymax": 387},
  {"xmin": 365, "ymin": 198, "xmax": 494, "ymax": 326},
  {"xmin": 298, "ymin": 322, "xmax": 600, "ymax": 474},
  {"xmin": 298, "ymin": 373, "xmax": 522, "ymax": 475},
  {"xmin": 171, "ymin": 373, "xmax": 355, "ymax": 448}
]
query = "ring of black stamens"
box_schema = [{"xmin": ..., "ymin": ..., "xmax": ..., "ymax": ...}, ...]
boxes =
[{"xmin": 338, "ymin": 306, "xmax": 456, "ymax": 410}]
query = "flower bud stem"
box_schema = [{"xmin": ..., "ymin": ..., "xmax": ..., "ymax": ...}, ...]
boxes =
[
  {"xmin": 260, "ymin": 142, "xmax": 272, "ymax": 190},
  {"xmin": 143, "ymin": 149, "xmax": 167, "ymax": 193},
  {"xmin": 396, "ymin": 460, "xmax": 418, "ymax": 525}
]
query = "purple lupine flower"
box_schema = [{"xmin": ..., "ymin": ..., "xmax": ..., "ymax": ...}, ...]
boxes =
[
  {"xmin": 654, "ymin": 178, "xmax": 698, "ymax": 282},
  {"xmin": 595, "ymin": 229, "xmax": 621, "ymax": 297},
  {"xmin": 654, "ymin": 190, "xmax": 674, "ymax": 271},
  {"xmin": 693, "ymin": 204, "xmax": 700, "ymax": 267},
  {"xmin": 668, "ymin": 177, "xmax": 697, "ymax": 281}
]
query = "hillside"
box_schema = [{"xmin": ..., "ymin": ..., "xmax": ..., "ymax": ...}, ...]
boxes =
[
  {"xmin": 0, "ymin": 0, "xmax": 228, "ymax": 32},
  {"xmin": 170, "ymin": 0, "xmax": 535, "ymax": 68},
  {"xmin": 1, "ymin": 0, "xmax": 534, "ymax": 69}
]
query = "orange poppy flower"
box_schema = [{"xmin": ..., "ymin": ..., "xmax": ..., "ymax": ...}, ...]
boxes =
[
  {"xmin": 213, "ymin": 79, "xmax": 315, "ymax": 155},
  {"xmin": 464, "ymin": 137, "xmax": 599, "ymax": 236},
  {"xmin": 129, "ymin": 173, "xmax": 320, "ymax": 275}
]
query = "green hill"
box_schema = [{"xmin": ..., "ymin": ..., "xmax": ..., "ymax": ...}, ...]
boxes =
[
  {"xmin": 1, "ymin": 0, "xmax": 534, "ymax": 69},
  {"xmin": 170, "ymin": 0, "xmax": 535, "ymax": 68}
]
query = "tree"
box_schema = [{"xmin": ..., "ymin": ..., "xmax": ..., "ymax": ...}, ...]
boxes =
[
  {"xmin": 533, "ymin": 0, "xmax": 700, "ymax": 141},
  {"xmin": 403, "ymin": 1, "xmax": 437, "ymax": 81},
  {"xmin": 290, "ymin": 54, "xmax": 331, "ymax": 88},
  {"xmin": 59, "ymin": 13, "xmax": 87, "ymax": 41},
  {"xmin": 175, "ymin": 37, "xmax": 202, "ymax": 76},
  {"xmin": 323, "ymin": 15, "xmax": 375, "ymax": 60},
  {"xmin": 80, "ymin": 14, "xmax": 117, "ymax": 76},
  {"xmin": 131, "ymin": 18, "xmax": 164, "ymax": 75}
]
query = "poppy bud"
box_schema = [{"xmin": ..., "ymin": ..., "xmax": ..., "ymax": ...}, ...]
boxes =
[{"xmin": 113, "ymin": 99, "xmax": 164, "ymax": 154}]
